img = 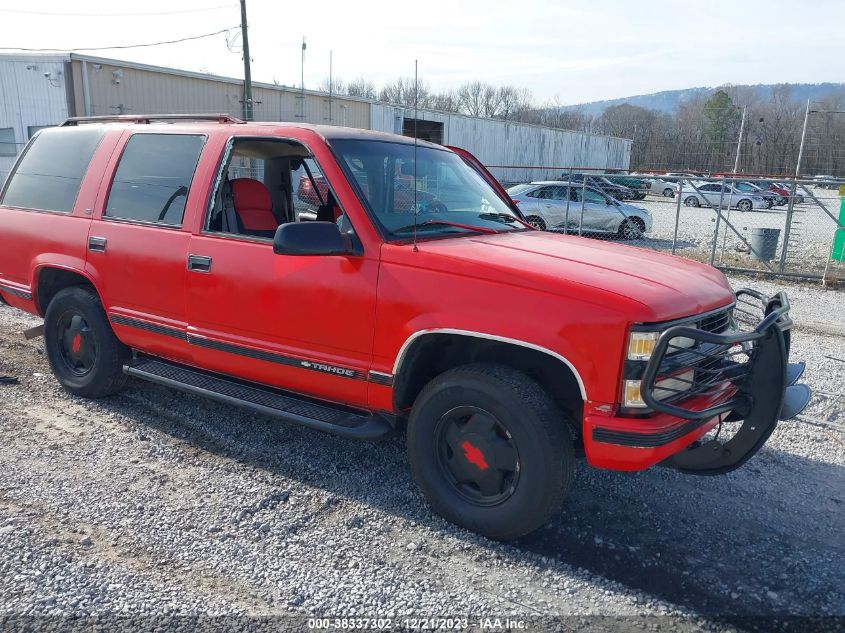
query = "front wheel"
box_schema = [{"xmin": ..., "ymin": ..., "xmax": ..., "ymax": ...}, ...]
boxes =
[
  {"xmin": 44, "ymin": 286, "xmax": 129, "ymax": 398},
  {"xmin": 737, "ymin": 199, "xmax": 753, "ymax": 212},
  {"xmin": 407, "ymin": 364, "xmax": 574, "ymax": 540},
  {"xmin": 525, "ymin": 215, "xmax": 546, "ymax": 230},
  {"xmin": 618, "ymin": 217, "xmax": 645, "ymax": 240},
  {"xmin": 663, "ymin": 188, "xmax": 675, "ymax": 197}
]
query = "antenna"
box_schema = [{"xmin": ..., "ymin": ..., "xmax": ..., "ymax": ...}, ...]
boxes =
[{"xmin": 412, "ymin": 59, "xmax": 419, "ymax": 252}]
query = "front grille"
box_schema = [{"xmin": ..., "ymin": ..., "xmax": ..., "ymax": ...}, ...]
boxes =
[{"xmin": 652, "ymin": 306, "xmax": 745, "ymax": 406}]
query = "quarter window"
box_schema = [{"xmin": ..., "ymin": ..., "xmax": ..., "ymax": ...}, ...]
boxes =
[
  {"xmin": 0, "ymin": 126, "xmax": 104, "ymax": 212},
  {"xmin": 105, "ymin": 133, "xmax": 205, "ymax": 226}
]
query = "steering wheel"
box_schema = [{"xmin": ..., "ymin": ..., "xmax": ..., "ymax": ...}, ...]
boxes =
[{"xmin": 421, "ymin": 200, "xmax": 448, "ymax": 214}]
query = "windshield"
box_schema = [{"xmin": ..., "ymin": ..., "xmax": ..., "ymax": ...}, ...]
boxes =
[{"xmin": 331, "ymin": 139, "xmax": 523, "ymax": 240}]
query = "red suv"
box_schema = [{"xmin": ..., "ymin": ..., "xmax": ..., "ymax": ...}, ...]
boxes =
[{"xmin": 0, "ymin": 115, "xmax": 811, "ymax": 540}]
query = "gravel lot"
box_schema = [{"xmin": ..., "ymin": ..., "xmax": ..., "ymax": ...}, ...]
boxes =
[{"xmin": 0, "ymin": 276, "xmax": 842, "ymax": 631}]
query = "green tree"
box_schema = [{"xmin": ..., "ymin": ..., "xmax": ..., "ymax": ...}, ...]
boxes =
[{"xmin": 702, "ymin": 89, "xmax": 741, "ymax": 170}]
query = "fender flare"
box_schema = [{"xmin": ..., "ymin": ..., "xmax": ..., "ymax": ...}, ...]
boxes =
[{"xmin": 392, "ymin": 328, "xmax": 588, "ymax": 401}]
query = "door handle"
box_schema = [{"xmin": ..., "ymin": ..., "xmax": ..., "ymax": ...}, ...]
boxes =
[
  {"xmin": 187, "ymin": 255, "xmax": 212, "ymax": 273},
  {"xmin": 88, "ymin": 236, "xmax": 107, "ymax": 253}
]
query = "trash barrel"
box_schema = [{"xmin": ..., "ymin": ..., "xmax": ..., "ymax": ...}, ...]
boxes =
[{"xmin": 749, "ymin": 228, "xmax": 780, "ymax": 262}]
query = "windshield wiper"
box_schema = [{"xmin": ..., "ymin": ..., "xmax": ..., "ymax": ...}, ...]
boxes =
[
  {"xmin": 478, "ymin": 212, "xmax": 516, "ymax": 223},
  {"xmin": 392, "ymin": 220, "xmax": 498, "ymax": 235}
]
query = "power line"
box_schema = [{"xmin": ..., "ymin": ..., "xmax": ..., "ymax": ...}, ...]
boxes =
[
  {"xmin": 0, "ymin": 28, "xmax": 237, "ymax": 52},
  {"xmin": 0, "ymin": 5, "xmax": 234, "ymax": 17}
]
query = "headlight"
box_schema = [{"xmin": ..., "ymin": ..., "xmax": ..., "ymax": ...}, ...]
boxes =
[
  {"xmin": 627, "ymin": 330, "xmax": 695, "ymax": 360},
  {"xmin": 627, "ymin": 331, "xmax": 660, "ymax": 360},
  {"xmin": 623, "ymin": 370, "xmax": 695, "ymax": 408}
]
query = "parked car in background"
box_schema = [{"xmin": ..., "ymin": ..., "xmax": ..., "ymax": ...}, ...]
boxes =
[
  {"xmin": 811, "ymin": 175, "xmax": 844, "ymax": 189},
  {"xmin": 507, "ymin": 181, "xmax": 652, "ymax": 239},
  {"xmin": 774, "ymin": 182, "xmax": 805, "ymax": 204},
  {"xmin": 733, "ymin": 182, "xmax": 777, "ymax": 208},
  {"xmin": 645, "ymin": 178, "xmax": 679, "ymax": 197},
  {"xmin": 565, "ymin": 173, "xmax": 636, "ymax": 201},
  {"xmin": 680, "ymin": 182, "xmax": 768, "ymax": 211},
  {"xmin": 755, "ymin": 181, "xmax": 790, "ymax": 206},
  {"xmin": 603, "ymin": 175, "xmax": 648, "ymax": 199}
]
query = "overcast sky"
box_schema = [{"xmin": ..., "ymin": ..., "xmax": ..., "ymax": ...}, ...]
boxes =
[{"xmin": 3, "ymin": 0, "xmax": 843, "ymax": 105}]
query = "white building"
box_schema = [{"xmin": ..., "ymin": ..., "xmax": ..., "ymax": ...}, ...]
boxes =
[{"xmin": 1, "ymin": 53, "xmax": 631, "ymax": 183}]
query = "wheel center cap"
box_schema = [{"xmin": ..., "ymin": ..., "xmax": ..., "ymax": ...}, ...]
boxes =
[{"xmin": 460, "ymin": 437, "xmax": 490, "ymax": 471}]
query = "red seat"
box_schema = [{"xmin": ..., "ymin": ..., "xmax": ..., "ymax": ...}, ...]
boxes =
[{"xmin": 230, "ymin": 178, "xmax": 277, "ymax": 234}]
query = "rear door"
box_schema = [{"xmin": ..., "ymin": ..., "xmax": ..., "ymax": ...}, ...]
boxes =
[
  {"xmin": 86, "ymin": 131, "xmax": 208, "ymax": 362},
  {"xmin": 0, "ymin": 126, "xmax": 116, "ymax": 308}
]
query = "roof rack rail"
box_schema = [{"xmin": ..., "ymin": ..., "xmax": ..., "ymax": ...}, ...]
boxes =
[{"xmin": 60, "ymin": 113, "xmax": 245, "ymax": 126}]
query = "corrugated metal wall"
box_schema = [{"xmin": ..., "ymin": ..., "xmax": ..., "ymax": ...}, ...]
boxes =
[
  {"xmin": 370, "ymin": 104, "xmax": 632, "ymax": 181},
  {"xmin": 0, "ymin": 53, "xmax": 632, "ymax": 187},
  {"xmin": 72, "ymin": 57, "xmax": 369, "ymax": 128},
  {"xmin": 0, "ymin": 56, "xmax": 70, "ymax": 183}
]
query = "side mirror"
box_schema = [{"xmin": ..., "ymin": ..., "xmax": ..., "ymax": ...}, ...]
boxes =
[{"xmin": 273, "ymin": 222, "xmax": 354, "ymax": 256}]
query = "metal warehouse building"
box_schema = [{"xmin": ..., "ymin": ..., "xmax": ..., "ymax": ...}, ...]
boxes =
[{"xmin": 0, "ymin": 53, "xmax": 631, "ymax": 182}]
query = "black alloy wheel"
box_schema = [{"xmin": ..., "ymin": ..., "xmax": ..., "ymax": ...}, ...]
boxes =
[{"xmin": 434, "ymin": 406, "xmax": 520, "ymax": 506}]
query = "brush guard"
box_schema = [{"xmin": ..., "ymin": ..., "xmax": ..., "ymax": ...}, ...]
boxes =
[{"xmin": 641, "ymin": 290, "xmax": 810, "ymax": 475}]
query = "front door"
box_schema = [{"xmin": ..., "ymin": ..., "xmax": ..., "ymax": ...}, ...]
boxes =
[{"xmin": 184, "ymin": 139, "xmax": 378, "ymax": 408}]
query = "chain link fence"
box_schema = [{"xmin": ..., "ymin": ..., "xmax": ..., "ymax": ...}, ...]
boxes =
[
  {"xmin": 489, "ymin": 165, "xmax": 845, "ymax": 286},
  {"xmin": 2, "ymin": 152, "xmax": 844, "ymax": 286}
]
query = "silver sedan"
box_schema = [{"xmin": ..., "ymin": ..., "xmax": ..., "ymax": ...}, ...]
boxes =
[{"xmin": 507, "ymin": 181, "xmax": 653, "ymax": 239}]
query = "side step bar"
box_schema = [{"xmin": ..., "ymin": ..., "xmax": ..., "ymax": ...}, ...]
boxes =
[{"xmin": 124, "ymin": 357, "xmax": 393, "ymax": 440}]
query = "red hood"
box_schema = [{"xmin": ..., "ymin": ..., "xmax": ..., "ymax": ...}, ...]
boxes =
[{"xmin": 384, "ymin": 231, "xmax": 734, "ymax": 322}]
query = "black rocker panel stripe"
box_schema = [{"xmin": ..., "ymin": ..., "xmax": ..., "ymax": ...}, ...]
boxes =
[
  {"xmin": 0, "ymin": 282, "xmax": 33, "ymax": 301},
  {"xmin": 110, "ymin": 314, "xmax": 186, "ymax": 340},
  {"xmin": 110, "ymin": 313, "xmax": 381, "ymax": 383}
]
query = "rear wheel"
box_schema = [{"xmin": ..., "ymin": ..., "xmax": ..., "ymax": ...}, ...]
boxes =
[
  {"xmin": 525, "ymin": 215, "xmax": 546, "ymax": 230},
  {"xmin": 407, "ymin": 363, "xmax": 574, "ymax": 540},
  {"xmin": 684, "ymin": 195, "xmax": 700, "ymax": 207},
  {"xmin": 618, "ymin": 217, "xmax": 645, "ymax": 240},
  {"xmin": 663, "ymin": 188, "xmax": 675, "ymax": 197},
  {"xmin": 737, "ymin": 199, "xmax": 753, "ymax": 212},
  {"xmin": 44, "ymin": 286, "xmax": 129, "ymax": 398}
]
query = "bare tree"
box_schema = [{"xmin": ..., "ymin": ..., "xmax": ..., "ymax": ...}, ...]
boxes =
[
  {"xmin": 346, "ymin": 77, "xmax": 377, "ymax": 99},
  {"xmin": 318, "ymin": 77, "xmax": 346, "ymax": 95}
]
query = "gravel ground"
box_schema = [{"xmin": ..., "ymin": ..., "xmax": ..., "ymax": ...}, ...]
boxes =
[{"xmin": 0, "ymin": 277, "xmax": 842, "ymax": 631}]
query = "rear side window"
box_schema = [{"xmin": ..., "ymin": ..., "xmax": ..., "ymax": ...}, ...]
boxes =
[
  {"xmin": 0, "ymin": 127, "xmax": 105, "ymax": 212},
  {"xmin": 105, "ymin": 133, "xmax": 205, "ymax": 226}
]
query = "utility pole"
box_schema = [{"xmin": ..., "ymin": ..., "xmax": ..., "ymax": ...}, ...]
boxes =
[
  {"xmin": 239, "ymin": 0, "xmax": 253, "ymax": 121},
  {"xmin": 328, "ymin": 50, "xmax": 333, "ymax": 123},
  {"xmin": 733, "ymin": 105, "xmax": 746, "ymax": 173},
  {"xmin": 300, "ymin": 37, "xmax": 306, "ymax": 119},
  {"xmin": 794, "ymin": 99, "xmax": 811, "ymax": 178}
]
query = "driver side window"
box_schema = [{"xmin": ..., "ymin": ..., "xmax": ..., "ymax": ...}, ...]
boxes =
[{"xmin": 105, "ymin": 133, "xmax": 206, "ymax": 226}]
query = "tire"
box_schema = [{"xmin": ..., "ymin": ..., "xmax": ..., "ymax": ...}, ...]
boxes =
[
  {"xmin": 525, "ymin": 215, "xmax": 546, "ymax": 230},
  {"xmin": 407, "ymin": 363, "xmax": 574, "ymax": 540},
  {"xmin": 684, "ymin": 195, "xmax": 700, "ymax": 207},
  {"xmin": 618, "ymin": 217, "xmax": 646, "ymax": 240},
  {"xmin": 663, "ymin": 188, "xmax": 674, "ymax": 198},
  {"xmin": 44, "ymin": 286, "xmax": 129, "ymax": 398},
  {"xmin": 762, "ymin": 199, "xmax": 773, "ymax": 209},
  {"xmin": 737, "ymin": 199, "xmax": 753, "ymax": 212}
]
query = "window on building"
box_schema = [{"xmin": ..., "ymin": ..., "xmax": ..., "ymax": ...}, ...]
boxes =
[
  {"xmin": 105, "ymin": 134, "xmax": 206, "ymax": 226},
  {"xmin": 0, "ymin": 126, "xmax": 104, "ymax": 212},
  {"xmin": 0, "ymin": 128, "xmax": 16, "ymax": 157},
  {"xmin": 27, "ymin": 125, "xmax": 51, "ymax": 139}
]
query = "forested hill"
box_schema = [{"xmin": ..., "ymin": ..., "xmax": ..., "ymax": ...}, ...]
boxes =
[{"xmin": 563, "ymin": 83, "xmax": 845, "ymax": 116}]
